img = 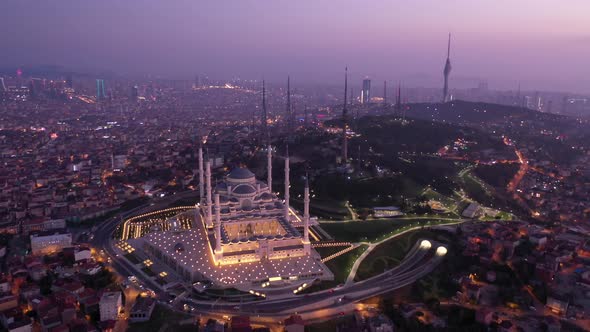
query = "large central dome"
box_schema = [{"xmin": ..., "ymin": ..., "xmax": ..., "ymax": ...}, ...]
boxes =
[{"xmin": 228, "ymin": 167, "xmax": 255, "ymax": 180}]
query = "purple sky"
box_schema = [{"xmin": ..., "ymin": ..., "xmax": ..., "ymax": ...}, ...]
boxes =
[{"xmin": 1, "ymin": 0, "xmax": 589, "ymax": 93}]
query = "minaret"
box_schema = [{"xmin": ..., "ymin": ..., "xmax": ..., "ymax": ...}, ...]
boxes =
[
  {"xmin": 442, "ymin": 33, "xmax": 452, "ymax": 103},
  {"xmin": 262, "ymin": 80, "xmax": 268, "ymax": 142},
  {"xmin": 303, "ymin": 175, "xmax": 311, "ymax": 254},
  {"xmin": 342, "ymin": 67, "xmax": 349, "ymax": 163},
  {"xmin": 267, "ymin": 144, "xmax": 272, "ymax": 192},
  {"xmin": 205, "ymin": 159, "xmax": 213, "ymax": 227},
  {"xmin": 284, "ymin": 146, "xmax": 290, "ymax": 221},
  {"xmin": 395, "ymin": 83, "xmax": 402, "ymax": 113},
  {"xmin": 383, "ymin": 80, "xmax": 387, "ymax": 104},
  {"xmin": 198, "ymin": 144, "xmax": 204, "ymax": 204},
  {"xmin": 286, "ymin": 76, "xmax": 292, "ymax": 135},
  {"xmin": 214, "ymin": 193, "xmax": 222, "ymax": 258},
  {"xmin": 303, "ymin": 176, "xmax": 310, "ymax": 243}
]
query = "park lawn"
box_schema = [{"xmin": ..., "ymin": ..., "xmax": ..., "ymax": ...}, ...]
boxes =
[
  {"xmin": 354, "ymin": 229, "xmax": 456, "ymax": 281},
  {"xmin": 320, "ymin": 219, "xmax": 416, "ymax": 242},
  {"xmin": 325, "ymin": 245, "xmax": 369, "ymax": 284},
  {"xmin": 292, "ymin": 197, "xmax": 350, "ymax": 220},
  {"xmin": 496, "ymin": 211, "xmax": 513, "ymax": 220},
  {"xmin": 423, "ymin": 188, "xmax": 458, "ymax": 209},
  {"xmin": 321, "ymin": 218, "xmax": 461, "ymax": 243},
  {"xmin": 127, "ymin": 304, "xmax": 192, "ymax": 332}
]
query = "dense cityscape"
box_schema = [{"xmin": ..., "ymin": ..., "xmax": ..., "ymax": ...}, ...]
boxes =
[{"xmin": 2, "ymin": 2, "xmax": 590, "ymax": 332}]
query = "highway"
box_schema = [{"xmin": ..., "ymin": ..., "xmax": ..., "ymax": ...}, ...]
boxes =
[{"xmin": 181, "ymin": 240, "xmax": 446, "ymax": 319}]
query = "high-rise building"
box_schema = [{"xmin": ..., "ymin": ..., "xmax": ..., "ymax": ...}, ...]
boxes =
[
  {"xmin": 30, "ymin": 78, "xmax": 44, "ymax": 97},
  {"xmin": 0, "ymin": 77, "xmax": 6, "ymax": 92},
  {"xmin": 96, "ymin": 79, "xmax": 106, "ymax": 100},
  {"xmin": 131, "ymin": 85, "xmax": 139, "ymax": 102},
  {"xmin": 66, "ymin": 75, "xmax": 73, "ymax": 88},
  {"xmin": 442, "ymin": 33, "xmax": 452, "ymax": 103},
  {"xmin": 361, "ymin": 78, "xmax": 371, "ymax": 104}
]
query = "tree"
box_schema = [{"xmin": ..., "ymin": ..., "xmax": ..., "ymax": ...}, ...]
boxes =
[{"xmin": 39, "ymin": 274, "xmax": 53, "ymax": 295}]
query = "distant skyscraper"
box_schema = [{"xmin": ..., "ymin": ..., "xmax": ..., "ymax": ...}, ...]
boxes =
[
  {"xmin": 0, "ymin": 77, "xmax": 6, "ymax": 92},
  {"xmin": 131, "ymin": 85, "xmax": 139, "ymax": 102},
  {"xmin": 66, "ymin": 75, "xmax": 73, "ymax": 88},
  {"xmin": 30, "ymin": 78, "xmax": 44, "ymax": 97},
  {"xmin": 361, "ymin": 78, "xmax": 371, "ymax": 104},
  {"xmin": 561, "ymin": 96, "xmax": 568, "ymax": 114},
  {"xmin": 383, "ymin": 80, "xmax": 387, "ymax": 104},
  {"xmin": 16, "ymin": 68, "xmax": 22, "ymax": 87},
  {"xmin": 96, "ymin": 79, "xmax": 106, "ymax": 100},
  {"xmin": 442, "ymin": 33, "xmax": 452, "ymax": 103}
]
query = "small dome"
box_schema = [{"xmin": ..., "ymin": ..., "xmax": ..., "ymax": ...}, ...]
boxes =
[
  {"xmin": 233, "ymin": 184, "xmax": 256, "ymax": 195},
  {"xmin": 260, "ymin": 192, "xmax": 273, "ymax": 200},
  {"xmin": 228, "ymin": 167, "xmax": 255, "ymax": 180}
]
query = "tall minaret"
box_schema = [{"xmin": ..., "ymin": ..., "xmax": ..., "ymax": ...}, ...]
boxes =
[
  {"xmin": 342, "ymin": 67, "xmax": 349, "ymax": 163},
  {"xmin": 267, "ymin": 144, "xmax": 272, "ymax": 192},
  {"xmin": 442, "ymin": 33, "xmax": 452, "ymax": 103},
  {"xmin": 214, "ymin": 193, "xmax": 222, "ymax": 258},
  {"xmin": 383, "ymin": 80, "xmax": 387, "ymax": 104},
  {"xmin": 284, "ymin": 146, "xmax": 290, "ymax": 221},
  {"xmin": 198, "ymin": 144, "xmax": 204, "ymax": 204},
  {"xmin": 395, "ymin": 83, "xmax": 402, "ymax": 113},
  {"xmin": 303, "ymin": 175, "xmax": 310, "ymax": 244},
  {"xmin": 286, "ymin": 76, "xmax": 292, "ymax": 135},
  {"xmin": 205, "ymin": 159, "xmax": 213, "ymax": 227},
  {"xmin": 262, "ymin": 80, "xmax": 268, "ymax": 142}
]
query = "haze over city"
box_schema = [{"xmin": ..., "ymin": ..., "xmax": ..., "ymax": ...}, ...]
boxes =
[
  {"xmin": 1, "ymin": 2, "xmax": 590, "ymax": 332},
  {"xmin": 2, "ymin": 0, "xmax": 590, "ymax": 92}
]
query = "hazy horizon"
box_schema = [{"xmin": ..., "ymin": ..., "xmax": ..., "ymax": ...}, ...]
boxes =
[{"xmin": 1, "ymin": 0, "xmax": 589, "ymax": 94}]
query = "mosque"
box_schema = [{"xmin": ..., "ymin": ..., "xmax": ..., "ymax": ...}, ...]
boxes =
[{"xmin": 133, "ymin": 145, "xmax": 332, "ymax": 291}]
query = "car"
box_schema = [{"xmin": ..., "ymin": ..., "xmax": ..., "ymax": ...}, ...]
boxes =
[{"xmin": 338, "ymin": 312, "xmax": 345, "ymax": 316}]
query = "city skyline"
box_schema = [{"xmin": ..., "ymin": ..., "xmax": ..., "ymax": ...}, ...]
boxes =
[
  {"xmin": 1, "ymin": 2, "xmax": 590, "ymax": 331},
  {"xmin": 1, "ymin": 1, "xmax": 589, "ymax": 93}
]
